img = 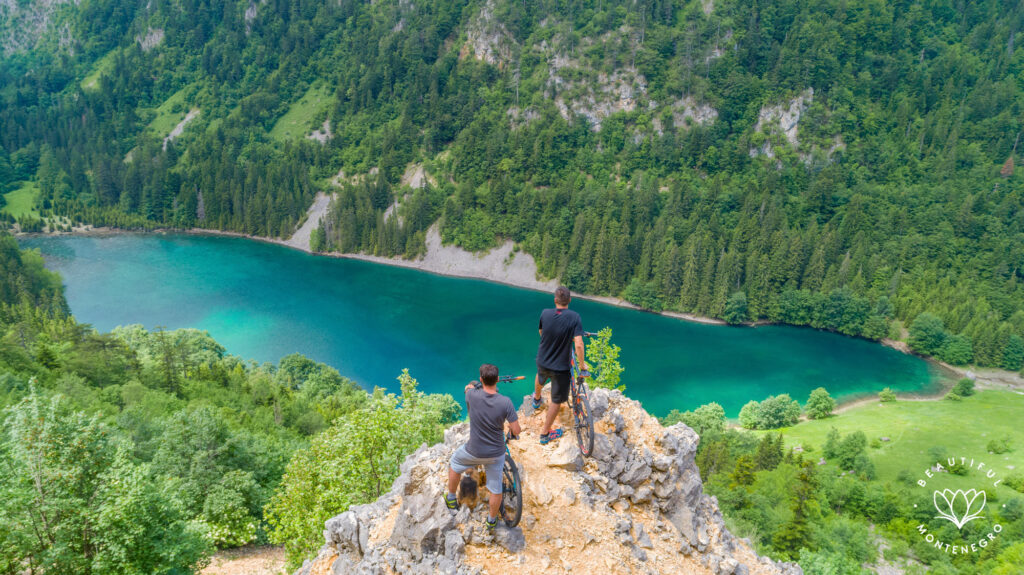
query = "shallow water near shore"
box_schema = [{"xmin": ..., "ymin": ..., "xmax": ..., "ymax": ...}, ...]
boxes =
[{"xmin": 23, "ymin": 233, "xmax": 951, "ymax": 416}]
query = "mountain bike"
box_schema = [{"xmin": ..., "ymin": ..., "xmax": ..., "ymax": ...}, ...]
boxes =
[
  {"xmin": 499, "ymin": 430, "xmax": 523, "ymax": 527},
  {"xmin": 569, "ymin": 331, "xmax": 600, "ymax": 458}
]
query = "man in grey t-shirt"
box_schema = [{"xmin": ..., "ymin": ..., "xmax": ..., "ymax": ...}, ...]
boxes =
[{"xmin": 445, "ymin": 364, "xmax": 522, "ymax": 531}]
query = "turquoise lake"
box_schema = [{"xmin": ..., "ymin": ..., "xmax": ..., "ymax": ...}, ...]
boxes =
[{"xmin": 23, "ymin": 234, "xmax": 951, "ymax": 416}]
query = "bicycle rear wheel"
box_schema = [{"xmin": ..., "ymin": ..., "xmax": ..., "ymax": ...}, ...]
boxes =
[
  {"xmin": 501, "ymin": 456, "xmax": 523, "ymax": 527},
  {"xmin": 572, "ymin": 380, "xmax": 595, "ymax": 457}
]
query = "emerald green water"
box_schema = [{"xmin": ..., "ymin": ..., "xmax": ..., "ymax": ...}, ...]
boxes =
[{"xmin": 23, "ymin": 234, "xmax": 949, "ymax": 416}]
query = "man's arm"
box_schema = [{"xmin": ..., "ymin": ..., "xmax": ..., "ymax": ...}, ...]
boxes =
[
  {"xmin": 574, "ymin": 334, "xmax": 587, "ymax": 370},
  {"xmin": 509, "ymin": 420, "xmax": 522, "ymax": 437},
  {"xmin": 464, "ymin": 381, "xmax": 477, "ymax": 414}
]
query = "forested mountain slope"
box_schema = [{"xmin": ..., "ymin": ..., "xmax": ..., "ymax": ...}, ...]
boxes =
[{"xmin": 2, "ymin": 0, "xmax": 1024, "ymax": 367}]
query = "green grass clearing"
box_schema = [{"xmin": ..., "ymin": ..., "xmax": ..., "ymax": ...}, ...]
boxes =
[
  {"xmin": 2, "ymin": 182, "xmax": 40, "ymax": 220},
  {"xmin": 269, "ymin": 84, "xmax": 333, "ymax": 141},
  {"xmin": 761, "ymin": 390, "xmax": 1024, "ymax": 497},
  {"xmin": 146, "ymin": 88, "xmax": 191, "ymax": 138},
  {"xmin": 81, "ymin": 50, "xmax": 119, "ymax": 92}
]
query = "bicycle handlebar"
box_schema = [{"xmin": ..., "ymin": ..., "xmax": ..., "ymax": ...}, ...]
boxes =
[
  {"xmin": 583, "ymin": 331, "xmax": 599, "ymax": 337},
  {"xmin": 498, "ymin": 375, "xmax": 525, "ymax": 383}
]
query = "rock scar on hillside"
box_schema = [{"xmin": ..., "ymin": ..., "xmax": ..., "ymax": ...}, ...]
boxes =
[
  {"xmin": 340, "ymin": 224, "xmax": 558, "ymax": 292},
  {"xmin": 164, "ymin": 109, "xmax": 200, "ymax": 151},
  {"xmin": 295, "ymin": 388, "xmax": 802, "ymax": 575},
  {"xmin": 285, "ymin": 192, "xmax": 333, "ymax": 250}
]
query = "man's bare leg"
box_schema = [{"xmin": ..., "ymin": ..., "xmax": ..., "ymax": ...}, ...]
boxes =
[
  {"xmin": 533, "ymin": 374, "xmax": 544, "ymax": 402},
  {"xmin": 488, "ymin": 491, "xmax": 502, "ymax": 520},
  {"xmin": 447, "ymin": 467, "xmax": 461, "ymax": 497},
  {"xmin": 542, "ymin": 401, "xmax": 560, "ymax": 435}
]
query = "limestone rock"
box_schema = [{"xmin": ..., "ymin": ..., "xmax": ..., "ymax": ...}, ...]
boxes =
[
  {"xmin": 302, "ymin": 387, "xmax": 802, "ymax": 575},
  {"xmin": 495, "ymin": 526, "xmax": 526, "ymax": 553},
  {"xmin": 548, "ymin": 439, "xmax": 584, "ymax": 471}
]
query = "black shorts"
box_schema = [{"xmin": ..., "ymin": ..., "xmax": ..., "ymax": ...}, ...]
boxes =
[{"xmin": 537, "ymin": 365, "xmax": 571, "ymax": 404}]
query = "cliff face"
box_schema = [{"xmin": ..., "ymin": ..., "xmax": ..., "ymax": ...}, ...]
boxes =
[{"xmin": 295, "ymin": 388, "xmax": 802, "ymax": 575}]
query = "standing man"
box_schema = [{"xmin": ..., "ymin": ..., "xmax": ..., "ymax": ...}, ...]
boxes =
[
  {"xmin": 445, "ymin": 364, "xmax": 522, "ymax": 531},
  {"xmin": 532, "ymin": 286, "xmax": 585, "ymax": 445}
]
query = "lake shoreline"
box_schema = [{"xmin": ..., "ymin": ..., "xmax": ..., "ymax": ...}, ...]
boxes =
[
  {"xmin": 17, "ymin": 225, "xmax": 727, "ymax": 322},
  {"xmin": 20, "ymin": 225, "xmax": 1018, "ymax": 413}
]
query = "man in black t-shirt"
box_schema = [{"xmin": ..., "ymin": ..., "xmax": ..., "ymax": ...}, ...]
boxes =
[{"xmin": 532, "ymin": 286, "xmax": 585, "ymax": 445}]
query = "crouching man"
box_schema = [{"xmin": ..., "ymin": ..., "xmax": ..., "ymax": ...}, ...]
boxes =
[{"xmin": 444, "ymin": 363, "xmax": 521, "ymax": 531}]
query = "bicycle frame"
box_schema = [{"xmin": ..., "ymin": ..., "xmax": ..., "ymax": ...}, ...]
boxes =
[
  {"xmin": 570, "ymin": 330, "xmax": 598, "ymax": 395},
  {"xmin": 568, "ymin": 331, "xmax": 598, "ymax": 456}
]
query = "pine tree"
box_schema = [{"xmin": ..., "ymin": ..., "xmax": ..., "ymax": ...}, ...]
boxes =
[
  {"xmin": 1002, "ymin": 335, "xmax": 1024, "ymax": 371},
  {"xmin": 772, "ymin": 460, "xmax": 818, "ymax": 558}
]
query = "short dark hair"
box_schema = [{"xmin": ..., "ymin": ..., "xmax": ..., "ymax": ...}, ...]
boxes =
[
  {"xmin": 479, "ymin": 364, "xmax": 499, "ymax": 386},
  {"xmin": 554, "ymin": 286, "xmax": 571, "ymax": 306}
]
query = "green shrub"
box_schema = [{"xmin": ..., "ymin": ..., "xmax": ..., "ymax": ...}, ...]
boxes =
[
  {"xmin": 200, "ymin": 470, "xmax": 261, "ymax": 548},
  {"xmin": 1005, "ymin": 474, "xmax": 1024, "ymax": 494},
  {"xmin": 805, "ymin": 387, "xmax": 836, "ymax": 419},
  {"xmin": 988, "ymin": 437, "xmax": 1012, "ymax": 454},
  {"xmin": 585, "ymin": 327, "xmax": 624, "ymax": 391},
  {"xmin": 878, "ymin": 387, "xmax": 896, "ymax": 402},
  {"xmin": 823, "ymin": 427, "xmax": 841, "ymax": 459},
  {"xmin": 738, "ymin": 394, "xmax": 801, "ymax": 430},
  {"xmin": 951, "ymin": 378, "xmax": 975, "ymax": 397},
  {"xmin": 662, "ymin": 402, "xmax": 726, "ymax": 436},
  {"xmin": 739, "ymin": 400, "xmax": 761, "ymax": 430}
]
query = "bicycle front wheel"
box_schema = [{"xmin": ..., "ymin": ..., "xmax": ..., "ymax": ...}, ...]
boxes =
[
  {"xmin": 572, "ymin": 381, "xmax": 595, "ymax": 457},
  {"xmin": 501, "ymin": 456, "xmax": 523, "ymax": 527}
]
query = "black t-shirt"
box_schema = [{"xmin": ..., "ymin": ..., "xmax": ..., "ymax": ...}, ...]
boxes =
[{"xmin": 536, "ymin": 307, "xmax": 583, "ymax": 371}]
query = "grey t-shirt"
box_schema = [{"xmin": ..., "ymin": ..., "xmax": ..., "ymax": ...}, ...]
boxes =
[{"xmin": 465, "ymin": 385, "xmax": 519, "ymax": 459}]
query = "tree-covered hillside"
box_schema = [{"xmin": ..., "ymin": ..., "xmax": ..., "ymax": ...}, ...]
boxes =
[
  {"xmin": 0, "ymin": 232, "xmax": 459, "ymax": 573},
  {"xmin": 2, "ymin": 0, "xmax": 1023, "ymax": 367}
]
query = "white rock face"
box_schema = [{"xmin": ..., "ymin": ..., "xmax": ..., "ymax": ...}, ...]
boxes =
[
  {"xmin": 537, "ymin": 24, "xmax": 650, "ymax": 130},
  {"xmin": 673, "ymin": 96, "xmax": 719, "ymax": 129},
  {"xmin": 135, "ymin": 27, "xmax": 164, "ymax": 52},
  {"xmin": 463, "ymin": 0, "xmax": 516, "ymax": 67},
  {"xmin": 751, "ymin": 88, "xmax": 814, "ymax": 158},
  {"xmin": 294, "ymin": 388, "xmax": 803, "ymax": 575},
  {"xmin": 757, "ymin": 88, "xmax": 814, "ymax": 147},
  {"xmin": 1, "ymin": 0, "xmax": 78, "ymax": 55}
]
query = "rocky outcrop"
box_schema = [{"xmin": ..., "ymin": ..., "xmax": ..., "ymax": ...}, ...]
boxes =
[
  {"xmin": 294, "ymin": 388, "xmax": 802, "ymax": 575},
  {"xmin": 673, "ymin": 96, "xmax": 719, "ymax": 129},
  {"xmin": 462, "ymin": 0, "xmax": 516, "ymax": 68},
  {"xmin": 135, "ymin": 27, "xmax": 164, "ymax": 52},
  {"xmin": 1, "ymin": 0, "xmax": 77, "ymax": 55},
  {"xmin": 751, "ymin": 88, "xmax": 814, "ymax": 158}
]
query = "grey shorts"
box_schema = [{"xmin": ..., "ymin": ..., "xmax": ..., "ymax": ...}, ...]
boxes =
[{"xmin": 449, "ymin": 445, "xmax": 505, "ymax": 495}]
